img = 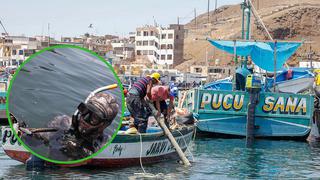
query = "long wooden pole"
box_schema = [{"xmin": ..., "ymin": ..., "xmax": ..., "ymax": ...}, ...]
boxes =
[{"xmin": 147, "ymin": 101, "xmax": 191, "ymax": 166}]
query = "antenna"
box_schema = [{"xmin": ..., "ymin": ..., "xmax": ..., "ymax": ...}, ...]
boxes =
[{"xmin": 0, "ymin": 19, "xmax": 9, "ymax": 36}]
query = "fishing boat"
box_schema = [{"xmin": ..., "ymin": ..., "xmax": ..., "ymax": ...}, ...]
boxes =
[
  {"xmin": 1, "ymin": 125, "xmax": 194, "ymax": 167},
  {"xmin": 203, "ymin": 77, "xmax": 232, "ymax": 90},
  {"xmin": 266, "ymin": 68, "xmax": 314, "ymax": 94},
  {"xmin": 182, "ymin": 39, "xmax": 315, "ymax": 138}
]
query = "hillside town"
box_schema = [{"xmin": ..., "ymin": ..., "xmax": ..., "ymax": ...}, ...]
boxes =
[{"xmin": 0, "ymin": 23, "xmax": 232, "ymax": 87}]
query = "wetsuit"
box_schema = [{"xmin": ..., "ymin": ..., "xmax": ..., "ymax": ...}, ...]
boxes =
[
  {"xmin": 126, "ymin": 76, "xmax": 152, "ymax": 133},
  {"xmin": 22, "ymin": 115, "xmax": 109, "ymax": 161}
]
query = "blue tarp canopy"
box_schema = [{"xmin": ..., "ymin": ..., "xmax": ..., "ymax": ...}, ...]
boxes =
[{"xmin": 208, "ymin": 39, "xmax": 302, "ymax": 72}]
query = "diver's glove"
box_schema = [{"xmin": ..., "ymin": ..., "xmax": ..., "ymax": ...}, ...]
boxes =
[{"xmin": 59, "ymin": 133, "xmax": 92, "ymax": 159}]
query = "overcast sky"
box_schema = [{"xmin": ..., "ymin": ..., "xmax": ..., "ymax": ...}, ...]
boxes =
[{"xmin": 1, "ymin": 0, "xmax": 243, "ymax": 38}]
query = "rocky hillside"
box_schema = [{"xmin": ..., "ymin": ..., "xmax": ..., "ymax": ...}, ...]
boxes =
[{"xmin": 177, "ymin": 0, "xmax": 320, "ymax": 71}]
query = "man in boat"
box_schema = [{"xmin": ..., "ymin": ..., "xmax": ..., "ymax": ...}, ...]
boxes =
[
  {"xmin": 22, "ymin": 92, "xmax": 119, "ymax": 161},
  {"xmin": 126, "ymin": 72, "xmax": 161, "ymax": 133},
  {"xmin": 151, "ymin": 83, "xmax": 178, "ymax": 128}
]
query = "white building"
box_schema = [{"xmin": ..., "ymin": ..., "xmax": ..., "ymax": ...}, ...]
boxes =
[
  {"xmin": 8, "ymin": 36, "xmax": 40, "ymax": 66},
  {"xmin": 135, "ymin": 25, "xmax": 176, "ymax": 65},
  {"xmin": 299, "ymin": 61, "xmax": 320, "ymax": 68},
  {"xmin": 111, "ymin": 39, "xmax": 135, "ymax": 60}
]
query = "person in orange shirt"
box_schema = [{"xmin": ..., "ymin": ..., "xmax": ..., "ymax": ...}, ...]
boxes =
[{"xmin": 151, "ymin": 83, "xmax": 178, "ymax": 127}]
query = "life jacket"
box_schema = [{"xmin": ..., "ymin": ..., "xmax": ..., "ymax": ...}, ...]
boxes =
[
  {"xmin": 286, "ymin": 69, "xmax": 293, "ymax": 80},
  {"xmin": 132, "ymin": 76, "xmax": 152, "ymax": 97}
]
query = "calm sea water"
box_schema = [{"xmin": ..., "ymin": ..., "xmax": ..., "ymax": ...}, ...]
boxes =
[
  {"xmin": 1, "ymin": 137, "xmax": 320, "ymax": 179},
  {"xmin": 7, "ymin": 47, "xmax": 122, "ymax": 160}
]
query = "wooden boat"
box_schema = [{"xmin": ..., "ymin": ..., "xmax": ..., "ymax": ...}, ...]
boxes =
[
  {"xmin": 1, "ymin": 125, "xmax": 194, "ymax": 167},
  {"xmin": 191, "ymin": 39, "xmax": 315, "ymax": 138},
  {"xmin": 183, "ymin": 88, "xmax": 313, "ymax": 138}
]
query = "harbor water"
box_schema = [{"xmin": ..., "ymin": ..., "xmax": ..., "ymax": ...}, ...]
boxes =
[
  {"xmin": 8, "ymin": 47, "xmax": 122, "ymax": 135},
  {"xmin": 1, "ymin": 137, "xmax": 320, "ymax": 179}
]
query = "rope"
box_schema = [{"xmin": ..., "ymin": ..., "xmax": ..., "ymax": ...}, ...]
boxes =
[
  {"xmin": 138, "ymin": 132, "xmax": 146, "ymax": 174},
  {"xmin": 134, "ymin": 132, "xmax": 165, "ymax": 178},
  {"xmin": 176, "ymin": 129, "xmax": 194, "ymax": 162}
]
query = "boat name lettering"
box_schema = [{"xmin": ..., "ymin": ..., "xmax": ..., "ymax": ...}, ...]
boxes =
[
  {"xmin": 145, "ymin": 135, "xmax": 189, "ymax": 156},
  {"xmin": 2, "ymin": 129, "xmax": 21, "ymax": 146},
  {"xmin": 262, "ymin": 96, "xmax": 307, "ymax": 114},
  {"xmin": 112, "ymin": 144, "xmax": 123, "ymax": 156},
  {"xmin": 200, "ymin": 93, "xmax": 244, "ymax": 111},
  {"xmin": 146, "ymin": 141, "xmax": 168, "ymax": 156}
]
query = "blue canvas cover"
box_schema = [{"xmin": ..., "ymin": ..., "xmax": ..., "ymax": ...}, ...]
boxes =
[{"xmin": 208, "ymin": 39, "xmax": 302, "ymax": 72}]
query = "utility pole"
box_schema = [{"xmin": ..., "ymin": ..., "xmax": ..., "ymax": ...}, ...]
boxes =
[
  {"xmin": 215, "ymin": 0, "xmax": 217, "ymax": 10},
  {"xmin": 207, "ymin": 0, "xmax": 210, "ymax": 24},
  {"xmin": 48, "ymin": 23, "xmax": 50, "ymax": 47},
  {"xmin": 194, "ymin": 8, "xmax": 197, "ymax": 29}
]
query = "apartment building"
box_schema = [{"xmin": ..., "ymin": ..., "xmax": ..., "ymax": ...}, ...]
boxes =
[
  {"xmin": 0, "ymin": 36, "xmax": 40, "ymax": 66},
  {"xmin": 111, "ymin": 38, "xmax": 135, "ymax": 61},
  {"xmin": 135, "ymin": 24, "xmax": 184, "ymax": 66}
]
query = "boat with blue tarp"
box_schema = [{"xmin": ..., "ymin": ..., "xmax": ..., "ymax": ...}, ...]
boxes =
[{"xmin": 183, "ymin": 39, "xmax": 315, "ymax": 138}]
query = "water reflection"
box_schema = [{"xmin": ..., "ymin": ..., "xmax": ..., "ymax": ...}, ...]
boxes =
[{"xmin": 2, "ymin": 138, "xmax": 320, "ymax": 179}]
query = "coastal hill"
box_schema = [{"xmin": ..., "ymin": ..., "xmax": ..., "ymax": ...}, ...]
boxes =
[{"xmin": 177, "ymin": 0, "xmax": 320, "ymax": 71}]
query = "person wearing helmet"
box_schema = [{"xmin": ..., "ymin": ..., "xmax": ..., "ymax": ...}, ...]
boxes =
[
  {"xmin": 126, "ymin": 72, "xmax": 160, "ymax": 133},
  {"xmin": 151, "ymin": 83, "xmax": 178, "ymax": 128},
  {"xmin": 22, "ymin": 92, "xmax": 119, "ymax": 161}
]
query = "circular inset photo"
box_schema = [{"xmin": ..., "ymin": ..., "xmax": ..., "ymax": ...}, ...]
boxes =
[{"xmin": 7, "ymin": 45, "xmax": 124, "ymax": 164}]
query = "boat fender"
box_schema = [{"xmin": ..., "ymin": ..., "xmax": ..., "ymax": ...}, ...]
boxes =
[{"xmin": 26, "ymin": 155, "xmax": 45, "ymax": 171}]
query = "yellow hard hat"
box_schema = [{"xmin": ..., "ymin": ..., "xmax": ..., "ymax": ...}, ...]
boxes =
[
  {"xmin": 150, "ymin": 72, "xmax": 161, "ymax": 82},
  {"xmin": 314, "ymin": 69, "xmax": 320, "ymax": 74}
]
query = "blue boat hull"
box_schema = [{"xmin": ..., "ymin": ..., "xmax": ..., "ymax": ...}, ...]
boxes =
[
  {"xmin": 197, "ymin": 114, "xmax": 310, "ymax": 137},
  {"xmin": 184, "ymin": 89, "xmax": 313, "ymax": 138}
]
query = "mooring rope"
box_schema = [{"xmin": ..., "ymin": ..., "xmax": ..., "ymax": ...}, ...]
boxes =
[
  {"xmin": 176, "ymin": 129, "xmax": 194, "ymax": 162},
  {"xmin": 138, "ymin": 132, "xmax": 146, "ymax": 174}
]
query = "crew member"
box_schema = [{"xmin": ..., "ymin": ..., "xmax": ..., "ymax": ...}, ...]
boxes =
[
  {"xmin": 151, "ymin": 83, "xmax": 178, "ymax": 128},
  {"xmin": 126, "ymin": 73, "xmax": 160, "ymax": 133}
]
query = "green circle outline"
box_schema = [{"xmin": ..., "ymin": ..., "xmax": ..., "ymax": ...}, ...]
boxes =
[{"xmin": 6, "ymin": 44, "xmax": 125, "ymax": 165}]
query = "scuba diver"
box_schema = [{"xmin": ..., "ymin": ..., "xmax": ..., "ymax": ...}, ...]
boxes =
[
  {"xmin": 126, "ymin": 73, "xmax": 161, "ymax": 133},
  {"xmin": 21, "ymin": 92, "xmax": 119, "ymax": 161},
  {"xmin": 151, "ymin": 83, "xmax": 178, "ymax": 128}
]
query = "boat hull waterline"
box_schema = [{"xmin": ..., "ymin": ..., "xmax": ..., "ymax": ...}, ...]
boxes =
[{"xmin": 1, "ymin": 126, "xmax": 194, "ymax": 167}]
